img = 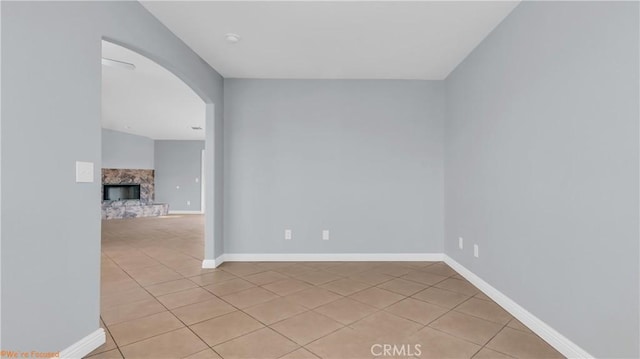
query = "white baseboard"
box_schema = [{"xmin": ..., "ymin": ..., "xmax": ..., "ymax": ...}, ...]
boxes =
[
  {"xmin": 218, "ymin": 253, "xmax": 443, "ymax": 263},
  {"xmin": 59, "ymin": 328, "xmax": 105, "ymax": 359},
  {"xmin": 443, "ymin": 255, "xmax": 592, "ymax": 359},
  {"xmin": 168, "ymin": 210, "xmax": 203, "ymax": 215},
  {"xmin": 202, "ymin": 254, "xmax": 226, "ymax": 269}
]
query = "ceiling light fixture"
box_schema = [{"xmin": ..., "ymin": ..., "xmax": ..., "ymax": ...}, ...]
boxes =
[
  {"xmin": 102, "ymin": 57, "xmax": 136, "ymax": 70},
  {"xmin": 225, "ymin": 33, "xmax": 241, "ymax": 44}
]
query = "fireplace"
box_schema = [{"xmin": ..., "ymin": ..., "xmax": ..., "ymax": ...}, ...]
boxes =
[{"xmin": 103, "ymin": 184, "xmax": 141, "ymax": 201}]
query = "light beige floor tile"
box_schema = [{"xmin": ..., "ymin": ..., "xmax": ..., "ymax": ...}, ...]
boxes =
[
  {"xmin": 101, "ymin": 286, "xmax": 153, "ymax": 310},
  {"xmin": 305, "ymin": 327, "xmax": 375, "ymax": 359},
  {"xmin": 323, "ymin": 264, "xmax": 369, "ymax": 276},
  {"xmin": 407, "ymin": 326, "xmax": 481, "ymax": 358},
  {"xmin": 419, "ymin": 263, "xmax": 457, "ymax": 277},
  {"xmin": 321, "ymin": 279, "xmax": 371, "ymax": 296},
  {"xmin": 486, "ymin": 327, "xmax": 563, "ymax": 358},
  {"xmin": 377, "ymin": 278, "xmax": 428, "ymax": 296},
  {"xmin": 402, "ymin": 270, "xmax": 449, "ymax": 285},
  {"xmin": 455, "ymin": 298, "xmax": 512, "ymax": 325},
  {"xmin": 385, "ymin": 297, "xmax": 448, "ymax": 325},
  {"xmin": 86, "ymin": 349, "xmax": 123, "ymax": 359},
  {"xmin": 222, "ymin": 287, "xmax": 280, "ymax": 309},
  {"xmin": 244, "ymin": 297, "xmax": 308, "ymax": 325},
  {"xmin": 290, "ymin": 270, "xmax": 343, "ymax": 285},
  {"xmin": 271, "ymin": 311, "xmax": 343, "ymax": 345},
  {"xmin": 314, "ymin": 298, "xmax": 378, "ymax": 325},
  {"xmin": 284, "ymin": 287, "xmax": 342, "ymax": 309},
  {"xmin": 274, "ymin": 264, "xmax": 317, "ymax": 277},
  {"xmin": 434, "ymin": 278, "xmax": 480, "ymax": 296},
  {"xmin": 119, "ymin": 327, "xmax": 207, "ymax": 359},
  {"xmin": 472, "ymin": 348, "xmax": 515, "ymax": 359},
  {"xmin": 189, "ymin": 271, "xmax": 238, "ymax": 286},
  {"xmin": 218, "ymin": 262, "xmax": 265, "ymax": 277},
  {"xmin": 263, "ymin": 279, "xmax": 313, "ymax": 296},
  {"xmin": 371, "ymin": 264, "xmax": 413, "ymax": 277},
  {"xmin": 101, "ymin": 297, "xmax": 166, "ymax": 325},
  {"xmin": 279, "ymin": 348, "xmax": 319, "ymax": 359},
  {"xmin": 213, "ymin": 327, "xmax": 299, "ymax": 359},
  {"xmin": 349, "ymin": 287, "xmax": 404, "ymax": 309},
  {"xmin": 126, "ymin": 265, "xmax": 183, "ymax": 286},
  {"xmin": 412, "ymin": 286, "xmax": 471, "ymax": 309},
  {"xmin": 183, "ymin": 349, "xmax": 222, "ymax": 359},
  {"xmin": 174, "ymin": 265, "xmax": 219, "ymax": 278},
  {"xmin": 171, "ymin": 297, "xmax": 236, "ymax": 325},
  {"xmin": 145, "ymin": 278, "xmax": 199, "ymax": 296},
  {"xmin": 430, "ymin": 310, "xmax": 504, "ymax": 345},
  {"xmin": 474, "ymin": 291, "xmax": 492, "ymax": 301},
  {"xmin": 254, "ymin": 262, "xmax": 296, "ymax": 271},
  {"xmin": 190, "ymin": 311, "xmax": 264, "ymax": 346},
  {"xmin": 156, "ymin": 287, "xmax": 216, "ymax": 309},
  {"xmin": 244, "ymin": 271, "xmax": 290, "ymax": 285},
  {"xmin": 349, "ymin": 311, "xmax": 422, "ymax": 342},
  {"xmin": 109, "ymin": 311, "xmax": 184, "ymax": 346},
  {"xmin": 507, "ymin": 318, "xmax": 533, "ymax": 334},
  {"xmin": 348, "ymin": 271, "xmax": 395, "ymax": 285},
  {"xmin": 204, "ymin": 278, "xmax": 256, "ymax": 296}
]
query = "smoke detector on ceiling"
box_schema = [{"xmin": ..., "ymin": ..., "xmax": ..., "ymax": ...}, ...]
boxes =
[{"xmin": 225, "ymin": 33, "xmax": 241, "ymax": 44}]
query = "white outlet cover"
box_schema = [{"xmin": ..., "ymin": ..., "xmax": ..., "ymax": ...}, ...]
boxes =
[
  {"xmin": 75, "ymin": 161, "xmax": 94, "ymax": 183},
  {"xmin": 322, "ymin": 230, "xmax": 330, "ymax": 240},
  {"xmin": 458, "ymin": 237, "xmax": 464, "ymax": 250},
  {"xmin": 285, "ymin": 229, "xmax": 292, "ymax": 240},
  {"xmin": 187, "ymin": 201, "xmax": 191, "ymax": 206},
  {"xmin": 474, "ymin": 244, "xmax": 479, "ymax": 258}
]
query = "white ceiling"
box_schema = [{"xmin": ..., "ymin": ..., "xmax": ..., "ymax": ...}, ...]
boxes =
[
  {"xmin": 102, "ymin": 40, "xmax": 205, "ymax": 140},
  {"xmin": 141, "ymin": 1, "xmax": 519, "ymax": 80}
]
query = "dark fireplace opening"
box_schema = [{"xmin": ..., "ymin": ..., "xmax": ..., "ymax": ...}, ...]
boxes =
[{"xmin": 103, "ymin": 184, "xmax": 141, "ymax": 201}]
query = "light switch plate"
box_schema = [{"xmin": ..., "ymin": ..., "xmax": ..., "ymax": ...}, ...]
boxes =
[
  {"xmin": 322, "ymin": 230, "xmax": 330, "ymax": 240},
  {"xmin": 75, "ymin": 161, "xmax": 94, "ymax": 183},
  {"xmin": 474, "ymin": 244, "xmax": 479, "ymax": 258}
]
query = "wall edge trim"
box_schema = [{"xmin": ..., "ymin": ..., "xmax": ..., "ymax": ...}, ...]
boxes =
[{"xmin": 443, "ymin": 255, "xmax": 593, "ymax": 359}]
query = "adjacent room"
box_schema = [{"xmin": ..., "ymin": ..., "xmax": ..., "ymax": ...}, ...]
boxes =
[{"xmin": 1, "ymin": 1, "xmax": 638, "ymax": 359}]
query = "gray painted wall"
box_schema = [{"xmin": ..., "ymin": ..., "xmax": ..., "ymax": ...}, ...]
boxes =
[
  {"xmin": 155, "ymin": 140, "xmax": 204, "ymax": 212},
  {"xmin": 444, "ymin": 2, "xmax": 639, "ymax": 357},
  {"xmin": 102, "ymin": 129, "xmax": 154, "ymax": 169},
  {"xmin": 1, "ymin": 1, "xmax": 223, "ymax": 352},
  {"xmin": 224, "ymin": 80, "xmax": 444, "ymax": 254}
]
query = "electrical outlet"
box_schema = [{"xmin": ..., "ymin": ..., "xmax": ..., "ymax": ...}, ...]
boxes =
[
  {"xmin": 474, "ymin": 244, "xmax": 479, "ymax": 258},
  {"xmin": 285, "ymin": 229, "xmax": 292, "ymax": 240},
  {"xmin": 458, "ymin": 237, "xmax": 464, "ymax": 250},
  {"xmin": 322, "ymin": 230, "xmax": 330, "ymax": 240},
  {"xmin": 187, "ymin": 200, "xmax": 191, "ymax": 206}
]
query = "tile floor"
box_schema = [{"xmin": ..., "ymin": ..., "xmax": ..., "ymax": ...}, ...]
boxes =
[{"xmin": 88, "ymin": 215, "xmax": 564, "ymax": 359}]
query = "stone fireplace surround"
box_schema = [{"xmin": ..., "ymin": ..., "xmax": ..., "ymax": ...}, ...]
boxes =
[{"xmin": 101, "ymin": 168, "xmax": 168, "ymax": 219}]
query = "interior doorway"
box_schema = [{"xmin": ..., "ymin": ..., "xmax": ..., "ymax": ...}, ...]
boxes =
[{"xmin": 93, "ymin": 40, "xmax": 213, "ymax": 357}]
